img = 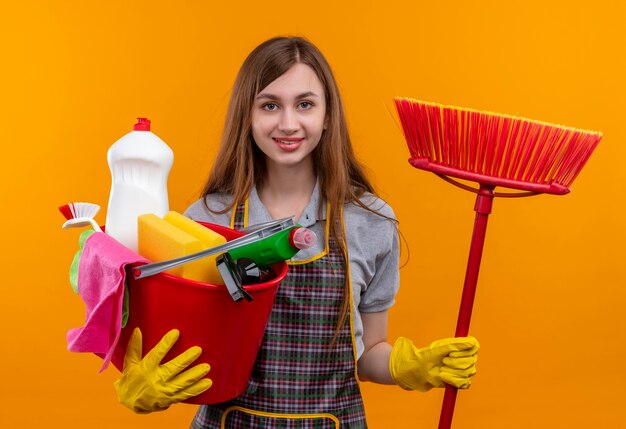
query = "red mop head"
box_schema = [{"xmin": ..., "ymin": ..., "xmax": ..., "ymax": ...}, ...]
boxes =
[{"xmin": 394, "ymin": 98, "xmax": 603, "ymax": 195}]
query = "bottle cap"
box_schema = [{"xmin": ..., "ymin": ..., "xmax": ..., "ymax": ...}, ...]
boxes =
[
  {"xmin": 133, "ymin": 117, "xmax": 151, "ymax": 131},
  {"xmin": 289, "ymin": 227, "xmax": 316, "ymax": 250}
]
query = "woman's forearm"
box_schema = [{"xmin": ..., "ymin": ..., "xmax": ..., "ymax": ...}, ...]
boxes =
[{"xmin": 357, "ymin": 340, "xmax": 394, "ymax": 384}]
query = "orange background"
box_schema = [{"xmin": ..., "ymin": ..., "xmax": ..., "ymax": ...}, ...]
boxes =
[{"xmin": 1, "ymin": 1, "xmax": 624, "ymax": 427}]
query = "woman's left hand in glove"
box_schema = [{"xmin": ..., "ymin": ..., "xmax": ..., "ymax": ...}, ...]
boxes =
[{"xmin": 389, "ymin": 336, "xmax": 479, "ymax": 392}]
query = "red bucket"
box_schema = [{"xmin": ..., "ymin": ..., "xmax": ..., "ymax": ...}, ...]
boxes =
[{"xmin": 110, "ymin": 222, "xmax": 286, "ymax": 404}]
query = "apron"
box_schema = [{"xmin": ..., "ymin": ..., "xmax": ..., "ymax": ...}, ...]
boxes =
[{"xmin": 191, "ymin": 201, "xmax": 367, "ymax": 428}]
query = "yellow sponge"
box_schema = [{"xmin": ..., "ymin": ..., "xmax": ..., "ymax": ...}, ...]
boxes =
[
  {"xmin": 138, "ymin": 213, "xmax": 225, "ymax": 284},
  {"xmin": 164, "ymin": 211, "xmax": 227, "ymax": 248},
  {"xmin": 164, "ymin": 211, "xmax": 226, "ymax": 283}
]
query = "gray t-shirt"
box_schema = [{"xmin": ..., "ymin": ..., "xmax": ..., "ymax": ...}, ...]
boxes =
[{"xmin": 184, "ymin": 183, "xmax": 400, "ymax": 358}]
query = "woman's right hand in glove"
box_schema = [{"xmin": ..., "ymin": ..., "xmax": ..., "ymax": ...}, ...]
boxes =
[{"xmin": 114, "ymin": 328, "xmax": 212, "ymax": 413}]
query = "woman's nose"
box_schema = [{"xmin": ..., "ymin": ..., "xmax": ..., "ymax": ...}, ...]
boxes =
[{"xmin": 278, "ymin": 108, "xmax": 299, "ymax": 133}]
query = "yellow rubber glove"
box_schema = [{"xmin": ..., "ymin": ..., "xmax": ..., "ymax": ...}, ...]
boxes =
[
  {"xmin": 114, "ymin": 328, "xmax": 212, "ymax": 413},
  {"xmin": 389, "ymin": 336, "xmax": 479, "ymax": 392}
]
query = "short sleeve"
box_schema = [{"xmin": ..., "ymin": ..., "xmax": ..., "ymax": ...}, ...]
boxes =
[
  {"xmin": 184, "ymin": 193, "xmax": 233, "ymax": 226},
  {"xmin": 344, "ymin": 194, "xmax": 400, "ymax": 313},
  {"xmin": 358, "ymin": 222, "xmax": 400, "ymax": 312}
]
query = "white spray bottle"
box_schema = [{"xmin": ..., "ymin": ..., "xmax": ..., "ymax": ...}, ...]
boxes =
[{"xmin": 105, "ymin": 118, "xmax": 174, "ymax": 252}]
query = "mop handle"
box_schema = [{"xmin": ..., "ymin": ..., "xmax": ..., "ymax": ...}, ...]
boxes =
[{"xmin": 438, "ymin": 184, "xmax": 494, "ymax": 429}]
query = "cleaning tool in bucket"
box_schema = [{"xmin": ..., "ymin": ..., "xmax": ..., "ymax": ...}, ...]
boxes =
[
  {"xmin": 111, "ymin": 222, "xmax": 288, "ymax": 404},
  {"xmin": 133, "ymin": 217, "xmax": 296, "ymax": 279},
  {"xmin": 227, "ymin": 224, "xmax": 316, "ymax": 269},
  {"xmin": 216, "ymin": 253, "xmax": 256, "ymax": 302},
  {"xmin": 105, "ymin": 118, "xmax": 174, "ymax": 252},
  {"xmin": 59, "ymin": 202, "xmax": 103, "ymax": 232},
  {"xmin": 216, "ymin": 226, "xmax": 316, "ymax": 302},
  {"xmin": 394, "ymin": 98, "xmax": 602, "ymax": 429}
]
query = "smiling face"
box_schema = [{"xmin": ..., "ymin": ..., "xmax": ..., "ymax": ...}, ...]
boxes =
[{"xmin": 250, "ymin": 63, "xmax": 327, "ymax": 173}]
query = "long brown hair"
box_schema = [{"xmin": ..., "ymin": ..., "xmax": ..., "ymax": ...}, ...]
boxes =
[{"xmin": 202, "ymin": 36, "xmax": 379, "ymax": 339}]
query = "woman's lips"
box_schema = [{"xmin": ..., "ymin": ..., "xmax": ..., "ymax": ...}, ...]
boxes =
[{"xmin": 273, "ymin": 137, "xmax": 304, "ymax": 152}]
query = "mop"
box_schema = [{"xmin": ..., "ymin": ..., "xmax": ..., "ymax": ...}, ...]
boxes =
[{"xmin": 394, "ymin": 98, "xmax": 603, "ymax": 429}]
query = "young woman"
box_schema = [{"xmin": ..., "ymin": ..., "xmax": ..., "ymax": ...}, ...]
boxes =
[{"xmin": 114, "ymin": 36, "xmax": 479, "ymax": 428}]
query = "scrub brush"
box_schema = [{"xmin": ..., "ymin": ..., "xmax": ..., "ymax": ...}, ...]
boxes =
[{"xmin": 59, "ymin": 202, "xmax": 103, "ymax": 232}]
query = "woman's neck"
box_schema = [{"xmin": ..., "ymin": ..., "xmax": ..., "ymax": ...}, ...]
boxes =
[{"xmin": 258, "ymin": 163, "xmax": 316, "ymax": 223}]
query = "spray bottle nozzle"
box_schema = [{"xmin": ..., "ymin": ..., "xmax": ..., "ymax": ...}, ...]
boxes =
[{"xmin": 289, "ymin": 227, "xmax": 316, "ymax": 250}]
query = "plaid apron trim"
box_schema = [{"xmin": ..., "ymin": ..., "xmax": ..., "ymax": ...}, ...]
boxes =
[{"xmin": 221, "ymin": 406, "xmax": 340, "ymax": 428}]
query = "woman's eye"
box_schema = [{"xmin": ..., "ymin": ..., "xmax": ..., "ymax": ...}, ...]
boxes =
[
  {"xmin": 262, "ymin": 103, "xmax": 278, "ymax": 111},
  {"xmin": 298, "ymin": 101, "xmax": 312, "ymax": 109}
]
